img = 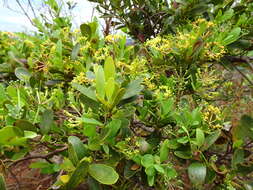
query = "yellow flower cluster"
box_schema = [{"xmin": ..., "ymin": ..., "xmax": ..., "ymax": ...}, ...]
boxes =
[
  {"xmin": 146, "ymin": 36, "xmax": 173, "ymax": 54},
  {"xmin": 72, "ymin": 72, "xmax": 93, "ymax": 84},
  {"xmin": 194, "ymin": 18, "xmax": 215, "ymax": 28},
  {"xmin": 143, "ymin": 77, "xmax": 156, "ymax": 90},
  {"xmin": 145, "ymin": 18, "xmax": 226, "ymax": 64},
  {"xmin": 204, "ymin": 42, "xmax": 226, "ymax": 60},
  {"xmin": 93, "ymin": 47, "xmax": 110, "ymax": 62},
  {"xmin": 203, "ymin": 105, "xmax": 223, "ymax": 129},
  {"xmin": 154, "ymin": 85, "xmax": 173, "ymax": 99},
  {"xmin": 118, "ymin": 137, "xmax": 140, "ymax": 159},
  {"xmin": 105, "ymin": 34, "xmax": 124, "ymax": 43},
  {"xmin": 194, "ymin": 66, "xmax": 221, "ymax": 100}
]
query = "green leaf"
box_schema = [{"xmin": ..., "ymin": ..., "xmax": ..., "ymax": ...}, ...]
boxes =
[
  {"xmin": 154, "ymin": 164, "xmax": 165, "ymax": 174},
  {"xmin": 0, "ymin": 174, "xmax": 6, "ymax": 190},
  {"xmin": 174, "ymin": 151, "xmax": 192, "ymax": 159},
  {"xmin": 95, "ymin": 66, "xmax": 106, "ymax": 99},
  {"xmin": 83, "ymin": 124, "xmax": 97, "ymax": 137},
  {"xmin": 123, "ymin": 79, "xmax": 143, "ymax": 99},
  {"xmin": 232, "ymin": 149, "xmax": 244, "ymax": 169},
  {"xmin": 105, "ymin": 77, "xmax": 115, "ymax": 102},
  {"xmin": 15, "ymin": 120, "xmax": 36, "ymax": 132},
  {"xmin": 110, "ymin": 87, "xmax": 126, "ymax": 109},
  {"xmin": 39, "ymin": 109, "xmax": 54, "ymax": 134},
  {"xmin": 201, "ymin": 130, "xmax": 221, "ymax": 151},
  {"xmin": 68, "ymin": 136, "xmax": 87, "ymax": 166},
  {"xmin": 72, "ymin": 83, "xmax": 97, "ymax": 101},
  {"xmin": 160, "ymin": 139, "xmax": 169, "ymax": 162},
  {"xmin": 80, "ymin": 23, "xmax": 92, "ymax": 38},
  {"xmin": 145, "ymin": 166, "xmax": 156, "ymax": 176},
  {"xmin": 53, "ymin": 40, "xmax": 63, "ymax": 69},
  {"xmin": 30, "ymin": 161, "xmax": 51, "ymax": 169},
  {"xmin": 102, "ymin": 119, "xmax": 121, "ymax": 143},
  {"xmin": 196, "ymin": 128, "xmax": 205, "ymax": 147},
  {"xmin": 88, "ymin": 164, "xmax": 119, "ymax": 185},
  {"xmin": 220, "ymin": 9, "xmax": 234, "ymax": 22},
  {"xmin": 82, "ymin": 117, "xmax": 103, "ymax": 126},
  {"xmin": 15, "ymin": 67, "xmax": 32, "ymax": 81},
  {"xmin": 161, "ymin": 98, "xmax": 174, "ymax": 116},
  {"xmin": 147, "ymin": 175, "xmax": 155, "ymax": 186},
  {"xmin": 233, "ymin": 115, "xmax": 253, "ymax": 140},
  {"xmin": 141, "ymin": 154, "xmax": 154, "ymax": 168},
  {"xmin": 188, "ymin": 162, "xmax": 206, "ymax": 185},
  {"xmin": 223, "ymin": 27, "xmax": 241, "ymax": 45},
  {"xmin": 247, "ymin": 50, "xmax": 253, "ymax": 57},
  {"xmin": 0, "ymin": 126, "xmax": 25, "ymax": 145},
  {"xmin": 71, "ymin": 43, "xmax": 80, "ymax": 60},
  {"xmin": 165, "ymin": 166, "xmax": 177, "ymax": 179},
  {"xmin": 104, "ymin": 56, "xmax": 115, "ymax": 81},
  {"xmin": 65, "ymin": 158, "xmax": 89, "ymax": 190}
]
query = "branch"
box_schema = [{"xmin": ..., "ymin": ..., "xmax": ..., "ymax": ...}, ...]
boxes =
[
  {"xmin": 224, "ymin": 55, "xmax": 253, "ymax": 72},
  {"xmin": 15, "ymin": 0, "xmax": 35, "ymax": 26},
  {"xmin": 8, "ymin": 139, "xmax": 87, "ymax": 167},
  {"xmin": 9, "ymin": 146, "xmax": 68, "ymax": 167}
]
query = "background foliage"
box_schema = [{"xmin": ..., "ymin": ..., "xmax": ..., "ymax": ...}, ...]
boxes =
[{"xmin": 0, "ymin": 0, "xmax": 253, "ymax": 189}]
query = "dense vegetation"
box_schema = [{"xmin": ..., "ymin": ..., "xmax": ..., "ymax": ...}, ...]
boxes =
[{"xmin": 0, "ymin": 0, "xmax": 253, "ymax": 189}]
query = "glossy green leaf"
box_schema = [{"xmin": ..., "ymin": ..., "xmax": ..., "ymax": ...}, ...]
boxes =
[
  {"xmin": 188, "ymin": 162, "xmax": 206, "ymax": 185},
  {"xmin": 147, "ymin": 175, "xmax": 155, "ymax": 186},
  {"xmin": 104, "ymin": 56, "xmax": 115, "ymax": 81},
  {"xmin": 39, "ymin": 109, "xmax": 54, "ymax": 134},
  {"xmin": 232, "ymin": 149, "xmax": 244, "ymax": 169},
  {"xmin": 83, "ymin": 124, "xmax": 97, "ymax": 137},
  {"xmin": 15, "ymin": 67, "xmax": 32, "ymax": 81},
  {"xmin": 165, "ymin": 166, "xmax": 177, "ymax": 179},
  {"xmin": 95, "ymin": 66, "xmax": 105, "ymax": 99},
  {"xmin": 160, "ymin": 139, "xmax": 169, "ymax": 162},
  {"xmin": 68, "ymin": 136, "xmax": 87, "ymax": 166},
  {"xmin": 233, "ymin": 115, "xmax": 253, "ymax": 140},
  {"xmin": 161, "ymin": 98, "xmax": 174, "ymax": 116},
  {"xmin": 123, "ymin": 79, "xmax": 143, "ymax": 99},
  {"xmin": 82, "ymin": 117, "xmax": 103, "ymax": 126},
  {"xmin": 15, "ymin": 120, "xmax": 36, "ymax": 132},
  {"xmin": 80, "ymin": 23, "xmax": 92, "ymax": 38},
  {"xmin": 101, "ymin": 119, "xmax": 121, "ymax": 145},
  {"xmin": 65, "ymin": 158, "xmax": 89, "ymax": 190},
  {"xmin": 196, "ymin": 128, "xmax": 205, "ymax": 147},
  {"xmin": 72, "ymin": 83, "xmax": 97, "ymax": 101},
  {"xmin": 220, "ymin": 9, "xmax": 234, "ymax": 22},
  {"xmin": 201, "ymin": 130, "xmax": 221, "ymax": 151},
  {"xmin": 174, "ymin": 151, "xmax": 192, "ymax": 159},
  {"xmin": 154, "ymin": 164, "xmax": 165, "ymax": 174},
  {"xmin": 110, "ymin": 88, "xmax": 126, "ymax": 108},
  {"xmin": 0, "ymin": 126, "xmax": 25, "ymax": 145},
  {"xmin": 105, "ymin": 77, "xmax": 115, "ymax": 102},
  {"xmin": 223, "ymin": 27, "xmax": 241, "ymax": 45},
  {"xmin": 88, "ymin": 164, "xmax": 119, "ymax": 185},
  {"xmin": 141, "ymin": 154, "xmax": 154, "ymax": 168},
  {"xmin": 54, "ymin": 40, "xmax": 63, "ymax": 69},
  {"xmin": 145, "ymin": 166, "xmax": 156, "ymax": 176}
]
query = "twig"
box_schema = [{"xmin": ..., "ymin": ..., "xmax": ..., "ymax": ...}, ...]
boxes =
[
  {"xmin": 233, "ymin": 65, "xmax": 253, "ymax": 86},
  {"xmin": 8, "ymin": 138, "xmax": 87, "ymax": 167},
  {"xmin": 9, "ymin": 146, "xmax": 68, "ymax": 167},
  {"xmin": 15, "ymin": 0, "xmax": 34, "ymax": 26}
]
